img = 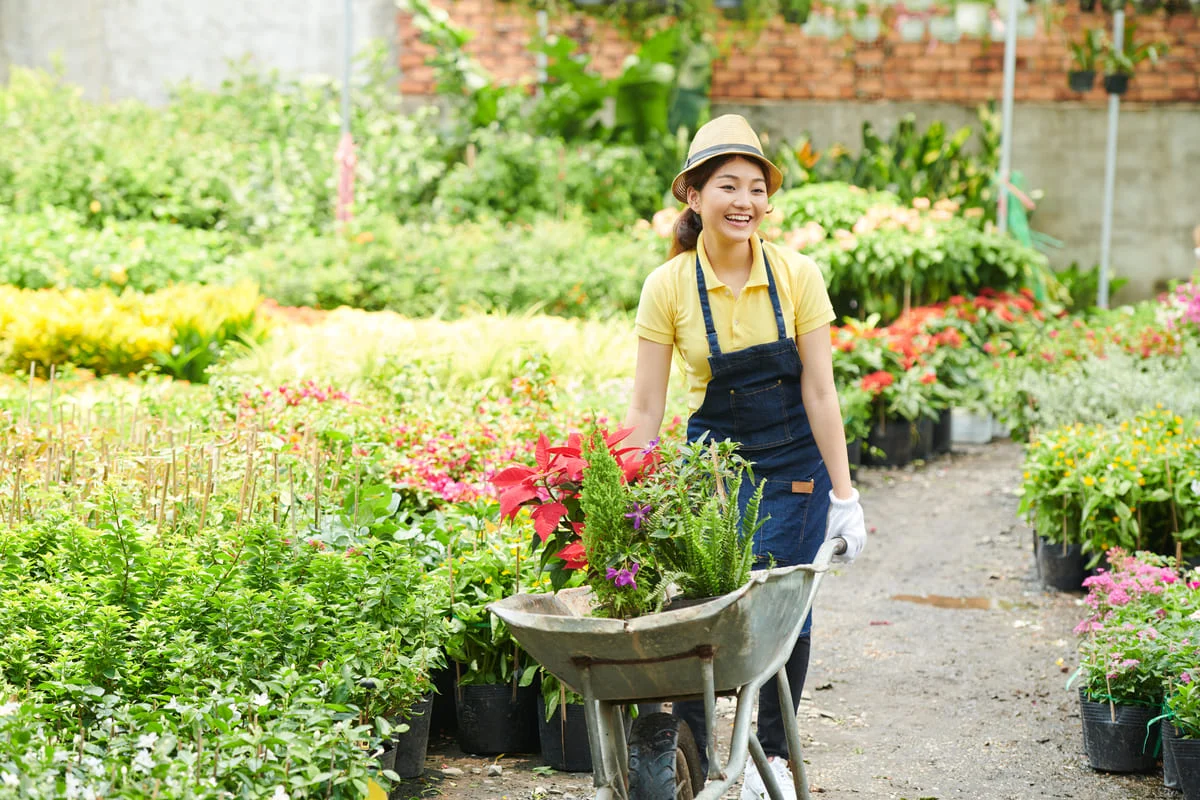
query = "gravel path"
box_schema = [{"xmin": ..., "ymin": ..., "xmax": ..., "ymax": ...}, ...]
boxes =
[{"xmin": 395, "ymin": 441, "xmax": 1176, "ymax": 800}]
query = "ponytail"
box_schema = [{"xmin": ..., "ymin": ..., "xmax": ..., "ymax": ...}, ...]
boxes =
[{"xmin": 669, "ymin": 208, "xmax": 703, "ymax": 259}]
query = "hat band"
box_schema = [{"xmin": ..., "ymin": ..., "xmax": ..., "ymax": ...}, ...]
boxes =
[{"xmin": 684, "ymin": 143, "xmax": 765, "ymax": 170}]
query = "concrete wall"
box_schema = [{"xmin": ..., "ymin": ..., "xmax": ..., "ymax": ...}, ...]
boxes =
[
  {"xmin": 0, "ymin": 0, "xmax": 397, "ymax": 105},
  {"xmin": 718, "ymin": 100, "xmax": 1200, "ymax": 303}
]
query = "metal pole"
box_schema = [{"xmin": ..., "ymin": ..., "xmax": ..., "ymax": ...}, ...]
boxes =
[
  {"xmin": 996, "ymin": 0, "xmax": 1020, "ymax": 234},
  {"xmin": 535, "ymin": 9, "xmax": 548, "ymax": 98},
  {"xmin": 342, "ymin": 0, "xmax": 353, "ymax": 135},
  {"xmin": 1097, "ymin": 8, "xmax": 1125, "ymax": 310}
]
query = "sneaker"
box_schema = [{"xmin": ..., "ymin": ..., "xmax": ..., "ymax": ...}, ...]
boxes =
[{"xmin": 739, "ymin": 756, "xmax": 796, "ymax": 800}]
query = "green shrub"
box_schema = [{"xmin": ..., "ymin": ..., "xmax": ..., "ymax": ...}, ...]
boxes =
[
  {"xmin": 433, "ymin": 127, "xmax": 663, "ymax": 229},
  {"xmin": 237, "ymin": 215, "xmax": 664, "ymax": 318},
  {"xmin": 0, "ymin": 207, "xmax": 242, "ymax": 291}
]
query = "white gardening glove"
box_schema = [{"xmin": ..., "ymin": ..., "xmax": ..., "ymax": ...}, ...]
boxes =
[{"xmin": 826, "ymin": 488, "xmax": 867, "ymax": 564}]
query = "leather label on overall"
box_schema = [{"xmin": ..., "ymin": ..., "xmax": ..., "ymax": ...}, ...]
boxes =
[{"xmin": 791, "ymin": 480, "xmax": 814, "ymax": 494}]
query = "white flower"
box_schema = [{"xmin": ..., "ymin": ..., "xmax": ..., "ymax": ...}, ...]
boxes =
[
  {"xmin": 132, "ymin": 748, "xmax": 155, "ymax": 773},
  {"xmin": 137, "ymin": 732, "xmax": 159, "ymax": 751},
  {"xmin": 1191, "ymin": 479, "xmax": 1200, "ymax": 496},
  {"xmin": 1, "ymin": 772, "xmax": 18, "ymax": 788},
  {"xmin": 164, "ymin": 697, "xmax": 183, "ymax": 713},
  {"xmin": 272, "ymin": 786, "xmax": 291, "ymax": 800},
  {"xmin": 65, "ymin": 773, "xmax": 81, "ymax": 800},
  {"xmin": 0, "ymin": 702, "xmax": 18, "ymax": 717},
  {"xmin": 252, "ymin": 692, "xmax": 269, "ymax": 708}
]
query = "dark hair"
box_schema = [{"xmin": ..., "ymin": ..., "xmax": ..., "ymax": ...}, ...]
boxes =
[{"xmin": 668, "ymin": 155, "xmax": 772, "ymax": 259}]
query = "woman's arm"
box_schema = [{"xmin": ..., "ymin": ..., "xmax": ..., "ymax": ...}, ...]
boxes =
[
  {"xmin": 796, "ymin": 324, "xmax": 854, "ymax": 500},
  {"xmin": 623, "ymin": 338, "xmax": 674, "ymax": 450}
]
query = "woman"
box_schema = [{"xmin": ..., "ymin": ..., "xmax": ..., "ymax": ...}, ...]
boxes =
[{"xmin": 623, "ymin": 114, "xmax": 867, "ymax": 800}]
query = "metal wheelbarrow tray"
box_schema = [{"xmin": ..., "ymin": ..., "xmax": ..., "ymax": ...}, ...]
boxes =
[{"xmin": 489, "ymin": 539, "xmax": 842, "ymax": 800}]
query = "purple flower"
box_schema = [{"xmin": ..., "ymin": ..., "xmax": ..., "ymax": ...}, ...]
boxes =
[
  {"xmin": 624, "ymin": 503, "xmax": 652, "ymax": 531},
  {"xmin": 641, "ymin": 437, "xmax": 660, "ymax": 456},
  {"xmin": 606, "ymin": 562, "xmax": 640, "ymax": 589}
]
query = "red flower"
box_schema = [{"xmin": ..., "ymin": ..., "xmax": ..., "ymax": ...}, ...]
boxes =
[
  {"xmin": 919, "ymin": 372, "xmax": 937, "ymax": 385},
  {"xmin": 860, "ymin": 371, "xmax": 895, "ymax": 396},
  {"xmin": 555, "ymin": 540, "xmax": 588, "ymax": 570}
]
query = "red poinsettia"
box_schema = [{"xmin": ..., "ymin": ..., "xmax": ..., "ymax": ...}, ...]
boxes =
[{"xmin": 490, "ymin": 426, "xmax": 660, "ymax": 582}]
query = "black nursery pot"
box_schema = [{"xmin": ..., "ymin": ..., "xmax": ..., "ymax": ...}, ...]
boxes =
[
  {"xmin": 1036, "ymin": 536, "xmax": 1090, "ymax": 592},
  {"xmin": 393, "ymin": 694, "xmax": 434, "ymax": 779},
  {"xmin": 456, "ymin": 683, "xmax": 540, "ymax": 755},
  {"xmin": 1168, "ymin": 724, "xmax": 1200, "ymax": 800},
  {"xmin": 429, "ymin": 663, "xmax": 457, "ymax": 736},
  {"xmin": 1163, "ymin": 719, "xmax": 1181, "ymax": 791},
  {"xmin": 1069, "ymin": 70, "xmax": 1096, "ymax": 92},
  {"xmin": 537, "ymin": 697, "xmax": 594, "ymax": 772},
  {"xmin": 847, "ymin": 437, "xmax": 862, "ymax": 481},
  {"xmin": 1104, "ymin": 73, "xmax": 1130, "ymax": 95},
  {"xmin": 913, "ymin": 417, "xmax": 936, "ymax": 461},
  {"xmin": 1079, "ymin": 690, "xmax": 1160, "ymax": 773},
  {"xmin": 864, "ymin": 418, "xmax": 915, "ymax": 468},
  {"xmin": 932, "ymin": 408, "xmax": 952, "ymax": 455}
]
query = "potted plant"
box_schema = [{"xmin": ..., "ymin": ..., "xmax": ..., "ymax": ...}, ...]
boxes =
[
  {"xmin": 1067, "ymin": 28, "xmax": 1105, "ymax": 93},
  {"xmin": 1102, "ymin": 21, "xmax": 1168, "ymax": 95},
  {"xmin": 897, "ymin": 13, "xmax": 927, "ymax": 40},
  {"xmin": 954, "ymin": 0, "xmax": 991, "ymax": 36},
  {"xmin": 781, "ymin": 0, "xmax": 813, "ymax": 24},
  {"xmin": 1163, "ymin": 664, "xmax": 1200, "ymax": 797},
  {"xmin": 442, "ymin": 532, "xmax": 544, "ymax": 755},
  {"xmin": 850, "ymin": 2, "xmax": 883, "ymax": 41}
]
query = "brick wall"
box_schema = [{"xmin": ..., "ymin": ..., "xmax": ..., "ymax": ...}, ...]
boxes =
[{"xmin": 397, "ymin": 1, "xmax": 1200, "ymax": 104}]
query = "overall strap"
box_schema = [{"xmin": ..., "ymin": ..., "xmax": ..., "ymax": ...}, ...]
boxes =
[
  {"xmin": 695, "ymin": 254, "xmax": 723, "ymax": 357},
  {"xmin": 761, "ymin": 247, "xmax": 789, "ymax": 341}
]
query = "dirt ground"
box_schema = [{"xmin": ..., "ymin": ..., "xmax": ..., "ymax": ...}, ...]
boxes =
[{"xmin": 394, "ymin": 441, "xmax": 1177, "ymax": 800}]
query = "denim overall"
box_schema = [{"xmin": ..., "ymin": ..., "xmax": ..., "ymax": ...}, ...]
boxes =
[{"xmin": 673, "ymin": 246, "xmax": 831, "ymax": 768}]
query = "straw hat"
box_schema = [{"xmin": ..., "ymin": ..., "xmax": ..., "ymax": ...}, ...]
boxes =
[{"xmin": 671, "ymin": 114, "xmax": 783, "ymax": 203}]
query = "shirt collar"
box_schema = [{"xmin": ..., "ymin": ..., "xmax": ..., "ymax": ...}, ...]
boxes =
[{"xmin": 697, "ymin": 235, "xmax": 767, "ymax": 291}]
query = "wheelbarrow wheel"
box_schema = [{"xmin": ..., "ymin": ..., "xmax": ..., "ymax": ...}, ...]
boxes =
[{"xmin": 627, "ymin": 712, "xmax": 704, "ymax": 800}]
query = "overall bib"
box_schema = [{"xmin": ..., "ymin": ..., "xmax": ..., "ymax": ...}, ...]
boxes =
[{"xmin": 673, "ymin": 246, "xmax": 832, "ymax": 766}]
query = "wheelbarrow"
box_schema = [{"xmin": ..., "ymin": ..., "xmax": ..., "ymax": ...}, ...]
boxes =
[{"xmin": 489, "ymin": 537, "xmax": 845, "ymax": 800}]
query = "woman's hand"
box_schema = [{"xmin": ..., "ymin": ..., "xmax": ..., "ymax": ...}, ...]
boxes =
[{"xmin": 826, "ymin": 488, "xmax": 867, "ymax": 564}]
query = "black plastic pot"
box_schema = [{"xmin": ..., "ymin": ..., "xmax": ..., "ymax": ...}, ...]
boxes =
[
  {"xmin": 456, "ymin": 683, "xmax": 540, "ymax": 755},
  {"xmin": 393, "ymin": 694, "xmax": 434, "ymax": 779},
  {"xmin": 1036, "ymin": 536, "xmax": 1090, "ymax": 592},
  {"xmin": 1169, "ymin": 725, "xmax": 1200, "ymax": 800},
  {"xmin": 847, "ymin": 438, "xmax": 862, "ymax": 481},
  {"xmin": 864, "ymin": 418, "xmax": 915, "ymax": 468},
  {"xmin": 1079, "ymin": 691, "xmax": 1160, "ymax": 773},
  {"xmin": 1164, "ymin": 719, "xmax": 1182, "ymax": 791},
  {"xmin": 932, "ymin": 409, "xmax": 952, "ymax": 455},
  {"xmin": 1069, "ymin": 70, "xmax": 1097, "ymax": 92},
  {"xmin": 429, "ymin": 664, "xmax": 456, "ymax": 736},
  {"xmin": 1104, "ymin": 73, "xmax": 1130, "ymax": 95},
  {"xmin": 913, "ymin": 417, "xmax": 936, "ymax": 461},
  {"xmin": 537, "ymin": 697, "xmax": 593, "ymax": 772},
  {"xmin": 1080, "ymin": 0, "xmax": 1097, "ymax": 10}
]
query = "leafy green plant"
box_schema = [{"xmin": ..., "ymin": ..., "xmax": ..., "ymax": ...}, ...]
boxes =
[
  {"xmin": 653, "ymin": 441, "xmax": 765, "ymax": 600},
  {"xmin": 1068, "ymin": 27, "xmax": 1106, "ymax": 71},
  {"xmin": 1102, "ymin": 20, "xmax": 1168, "ymax": 76}
]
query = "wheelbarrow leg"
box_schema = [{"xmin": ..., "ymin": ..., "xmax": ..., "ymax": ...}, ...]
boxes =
[
  {"xmin": 775, "ymin": 666, "xmax": 811, "ymax": 800},
  {"xmin": 747, "ymin": 733, "xmax": 786, "ymax": 800},
  {"xmin": 701, "ymin": 653, "xmax": 720, "ymax": 781},
  {"xmin": 579, "ymin": 668, "xmax": 628, "ymax": 800}
]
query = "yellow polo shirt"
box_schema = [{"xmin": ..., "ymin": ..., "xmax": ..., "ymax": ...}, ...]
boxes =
[{"xmin": 635, "ymin": 236, "xmax": 835, "ymax": 415}]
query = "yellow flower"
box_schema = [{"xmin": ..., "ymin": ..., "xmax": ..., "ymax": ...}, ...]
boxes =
[{"xmin": 1083, "ymin": 476, "xmax": 1095, "ymax": 486}]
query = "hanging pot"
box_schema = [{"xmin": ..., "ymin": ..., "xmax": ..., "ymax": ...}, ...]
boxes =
[
  {"xmin": 851, "ymin": 16, "xmax": 883, "ymax": 41},
  {"xmin": 1104, "ymin": 73, "xmax": 1130, "ymax": 95},
  {"xmin": 1079, "ymin": 690, "xmax": 1161, "ymax": 773},
  {"xmin": 929, "ymin": 16, "xmax": 962, "ymax": 42},
  {"xmin": 456, "ymin": 682, "xmax": 540, "ymax": 755},
  {"xmin": 898, "ymin": 16, "xmax": 927, "ymax": 40},
  {"xmin": 955, "ymin": 1, "xmax": 991, "ymax": 35},
  {"xmin": 1036, "ymin": 535, "xmax": 1089, "ymax": 591},
  {"xmin": 1068, "ymin": 70, "xmax": 1097, "ymax": 92}
]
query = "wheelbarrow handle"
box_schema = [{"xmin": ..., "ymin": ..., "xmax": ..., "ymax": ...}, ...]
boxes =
[{"xmin": 813, "ymin": 537, "xmax": 847, "ymax": 571}]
